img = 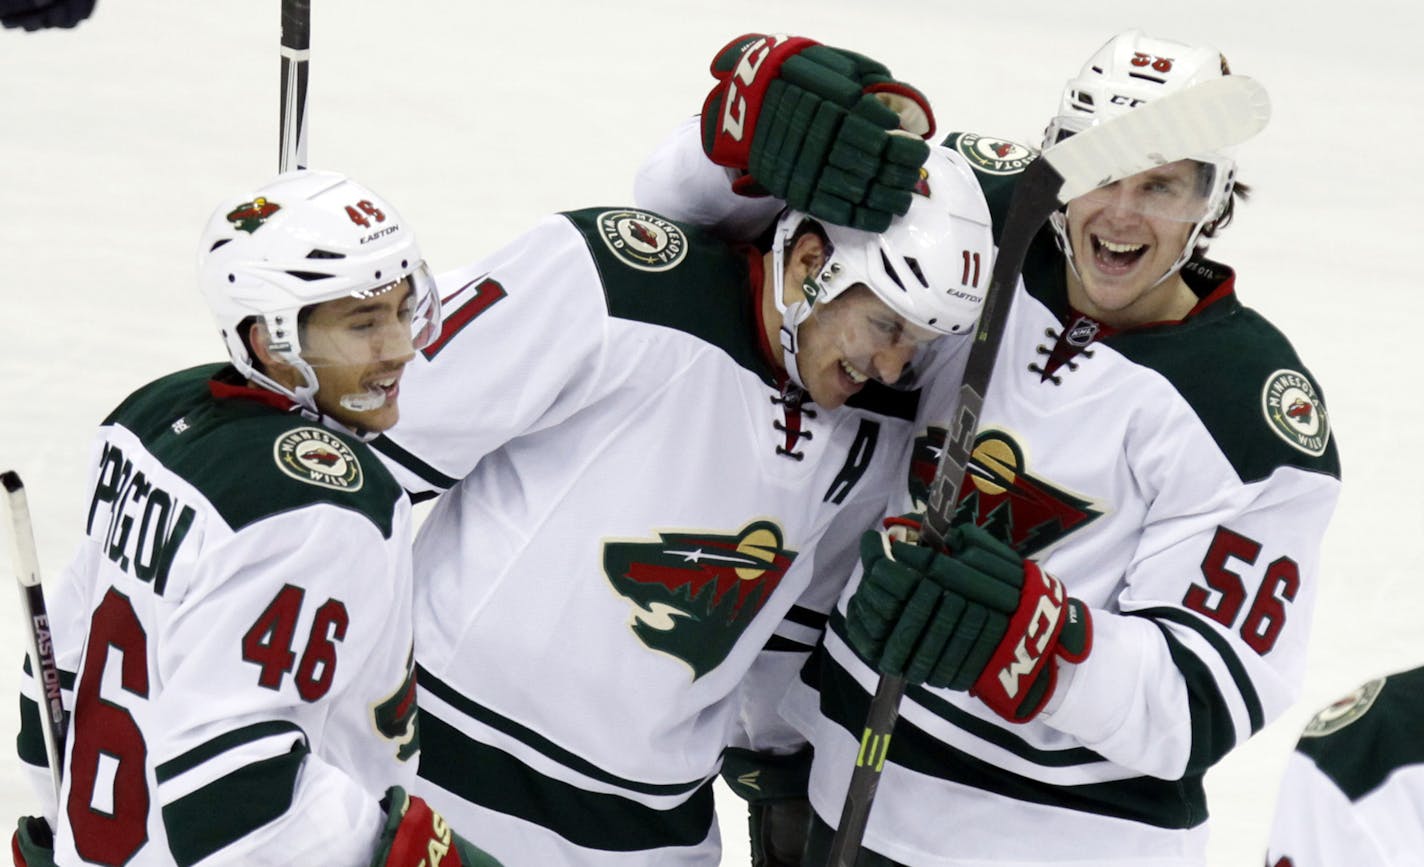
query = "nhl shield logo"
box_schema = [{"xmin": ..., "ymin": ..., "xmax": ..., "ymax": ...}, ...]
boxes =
[
  {"xmin": 1262, "ymin": 369, "xmax": 1330, "ymax": 457},
  {"xmin": 602, "ymin": 521, "xmax": 797, "ymax": 678},
  {"xmin": 596, "ymin": 210, "xmax": 688, "ymax": 272},
  {"xmin": 273, "ymin": 427, "xmax": 364, "ymax": 491}
]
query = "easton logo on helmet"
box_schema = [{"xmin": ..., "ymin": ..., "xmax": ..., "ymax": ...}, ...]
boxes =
[
  {"xmin": 226, "ymin": 197, "xmax": 282, "ymax": 234},
  {"xmin": 602, "ymin": 521, "xmax": 797, "ymax": 678}
]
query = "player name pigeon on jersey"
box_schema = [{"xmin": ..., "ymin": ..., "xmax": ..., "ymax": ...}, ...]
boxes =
[{"xmin": 19, "ymin": 365, "xmax": 418, "ymax": 866}]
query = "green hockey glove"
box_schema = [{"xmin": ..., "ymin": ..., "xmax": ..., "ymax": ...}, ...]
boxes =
[
  {"xmin": 11, "ymin": 817, "xmax": 56, "ymax": 867},
  {"xmin": 700, "ymin": 33, "xmax": 934, "ymax": 232},
  {"xmin": 372, "ymin": 787, "xmax": 504, "ymax": 867},
  {"xmin": 846, "ymin": 522, "xmax": 1092, "ymax": 723}
]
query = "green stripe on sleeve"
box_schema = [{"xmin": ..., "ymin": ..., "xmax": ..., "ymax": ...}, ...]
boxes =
[
  {"xmin": 155, "ymin": 720, "xmax": 307, "ymax": 783},
  {"xmin": 1131, "ymin": 607, "xmax": 1265, "ymax": 734},
  {"xmin": 162, "ymin": 742, "xmax": 307, "ymax": 867}
]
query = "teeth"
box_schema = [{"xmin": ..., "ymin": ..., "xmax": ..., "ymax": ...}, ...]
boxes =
[
  {"xmin": 1099, "ymin": 239, "xmax": 1144, "ymax": 253},
  {"xmin": 841, "ymin": 360, "xmax": 868, "ymax": 384}
]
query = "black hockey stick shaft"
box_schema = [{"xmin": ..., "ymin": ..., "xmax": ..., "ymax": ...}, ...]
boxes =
[
  {"xmin": 826, "ymin": 75, "xmax": 1272, "ymax": 865},
  {"xmin": 825, "ymin": 160, "xmax": 1062, "ymax": 867},
  {"xmin": 279, "ymin": 0, "xmax": 311, "ymax": 172},
  {"xmin": 2, "ymin": 470, "xmax": 68, "ymax": 796}
]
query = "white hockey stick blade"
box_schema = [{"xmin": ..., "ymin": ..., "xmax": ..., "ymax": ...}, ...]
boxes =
[
  {"xmin": 2, "ymin": 471, "xmax": 42, "ymax": 588},
  {"xmin": 1045, "ymin": 75, "xmax": 1271, "ymax": 203}
]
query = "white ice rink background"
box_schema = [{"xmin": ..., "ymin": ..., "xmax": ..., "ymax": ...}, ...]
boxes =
[{"xmin": 1, "ymin": 1, "xmax": 1420, "ymax": 862}]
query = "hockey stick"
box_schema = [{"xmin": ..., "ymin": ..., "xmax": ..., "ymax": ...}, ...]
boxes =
[
  {"xmin": 279, "ymin": 0, "xmax": 311, "ymax": 172},
  {"xmin": 826, "ymin": 74, "xmax": 1272, "ymax": 866},
  {"xmin": 2, "ymin": 470, "xmax": 68, "ymax": 796}
]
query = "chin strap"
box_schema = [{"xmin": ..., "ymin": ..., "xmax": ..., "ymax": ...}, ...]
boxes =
[{"xmin": 771, "ymin": 224, "xmax": 816, "ymax": 390}]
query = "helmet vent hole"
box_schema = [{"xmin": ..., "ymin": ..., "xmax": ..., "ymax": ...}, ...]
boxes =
[
  {"xmin": 879, "ymin": 251, "xmax": 907, "ymax": 292},
  {"xmin": 904, "ymin": 257, "xmax": 928, "ymax": 288},
  {"xmin": 283, "ymin": 270, "xmax": 334, "ymax": 282},
  {"xmin": 209, "ymin": 239, "xmax": 231, "ymax": 253},
  {"xmin": 306, "ymin": 249, "xmax": 346, "ymax": 260}
]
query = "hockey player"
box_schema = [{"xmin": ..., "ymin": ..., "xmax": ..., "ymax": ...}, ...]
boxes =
[
  {"xmin": 635, "ymin": 29, "xmax": 1342, "ymax": 865},
  {"xmin": 1265, "ymin": 665, "xmax": 1424, "ymax": 866},
  {"xmin": 366, "ymin": 49, "xmax": 995, "ymax": 863},
  {"xmin": 11, "ymin": 170, "xmax": 499, "ymax": 867}
]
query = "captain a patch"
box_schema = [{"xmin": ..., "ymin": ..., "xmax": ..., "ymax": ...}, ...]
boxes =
[
  {"xmin": 273, "ymin": 427, "xmax": 364, "ymax": 491},
  {"xmin": 596, "ymin": 210, "xmax": 688, "ymax": 272},
  {"xmin": 1262, "ymin": 369, "xmax": 1330, "ymax": 457}
]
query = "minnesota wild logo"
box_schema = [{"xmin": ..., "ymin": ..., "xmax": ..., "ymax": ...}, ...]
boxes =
[
  {"xmin": 910, "ymin": 427, "xmax": 1101, "ymax": 556},
  {"xmin": 603, "ymin": 521, "xmax": 797, "ymax": 679},
  {"xmin": 226, "ymin": 196, "xmax": 281, "ymax": 233},
  {"xmin": 370, "ymin": 648, "xmax": 419, "ymax": 761}
]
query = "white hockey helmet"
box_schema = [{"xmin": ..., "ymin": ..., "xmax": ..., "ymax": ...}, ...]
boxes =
[
  {"xmin": 1044, "ymin": 30, "xmax": 1238, "ymax": 279},
  {"xmin": 198, "ymin": 169, "xmax": 440, "ymax": 414},
  {"xmin": 771, "ymin": 146, "xmax": 995, "ymax": 388}
]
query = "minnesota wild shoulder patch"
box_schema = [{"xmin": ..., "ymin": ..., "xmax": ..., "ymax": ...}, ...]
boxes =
[
  {"xmin": 596, "ymin": 209, "xmax": 688, "ymax": 272},
  {"xmin": 273, "ymin": 427, "xmax": 364, "ymax": 492},
  {"xmin": 1301, "ymin": 677, "xmax": 1385, "ymax": 738},
  {"xmin": 1261, "ymin": 369, "xmax": 1330, "ymax": 457},
  {"xmin": 953, "ymin": 133, "xmax": 1037, "ymax": 176}
]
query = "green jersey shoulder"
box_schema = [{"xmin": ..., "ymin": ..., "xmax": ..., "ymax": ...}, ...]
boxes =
[
  {"xmin": 104, "ymin": 364, "xmax": 403, "ymax": 538},
  {"xmin": 1295, "ymin": 666, "xmax": 1424, "ymax": 801},
  {"xmin": 562, "ymin": 207, "xmax": 776, "ymax": 385}
]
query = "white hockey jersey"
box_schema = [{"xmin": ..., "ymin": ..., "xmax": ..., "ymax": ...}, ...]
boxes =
[
  {"xmin": 1265, "ymin": 666, "xmax": 1424, "ymax": 867},
  {"xmin": 637, "ymin": 123, "xmax": 1343, "ymax": 866},
  {"xmin": 372, "ymin": 207, "xmax": 923, "ymax": 865},
  {"xmin": 17, "ymin": 365, "xmax": 419, "ymax": 866}
]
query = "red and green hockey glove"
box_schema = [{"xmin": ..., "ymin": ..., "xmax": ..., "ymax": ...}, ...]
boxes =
[
  {"xmin": 700, "ymin": 33, "xmax": 935, "ymax": 232},
  {"xmin": 11, "ymin": 817, "xmax": 56, "ymax": 867},
  {"xmin": 847, "ymin": 522, "xmax": 1092, "ymax": 723},
  {"xmin": 372, "ymin": 787, "xmax": 504, "ymax": 867}
]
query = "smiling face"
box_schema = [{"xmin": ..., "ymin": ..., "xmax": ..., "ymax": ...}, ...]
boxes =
[
  {"xmin": 257, "ymin": 277, "xmax": 419, "ymax": 433},
  {"xmin": 1063, "ymin": 159, "xmax": 1210, "ymax": 327},
  {"xmin": 301, "ymin": 279, "xmax": 419, "ymax": 432},
  {"xmin": 795, "ymin": 285, "xmax": 937, "ymax": 409}
]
